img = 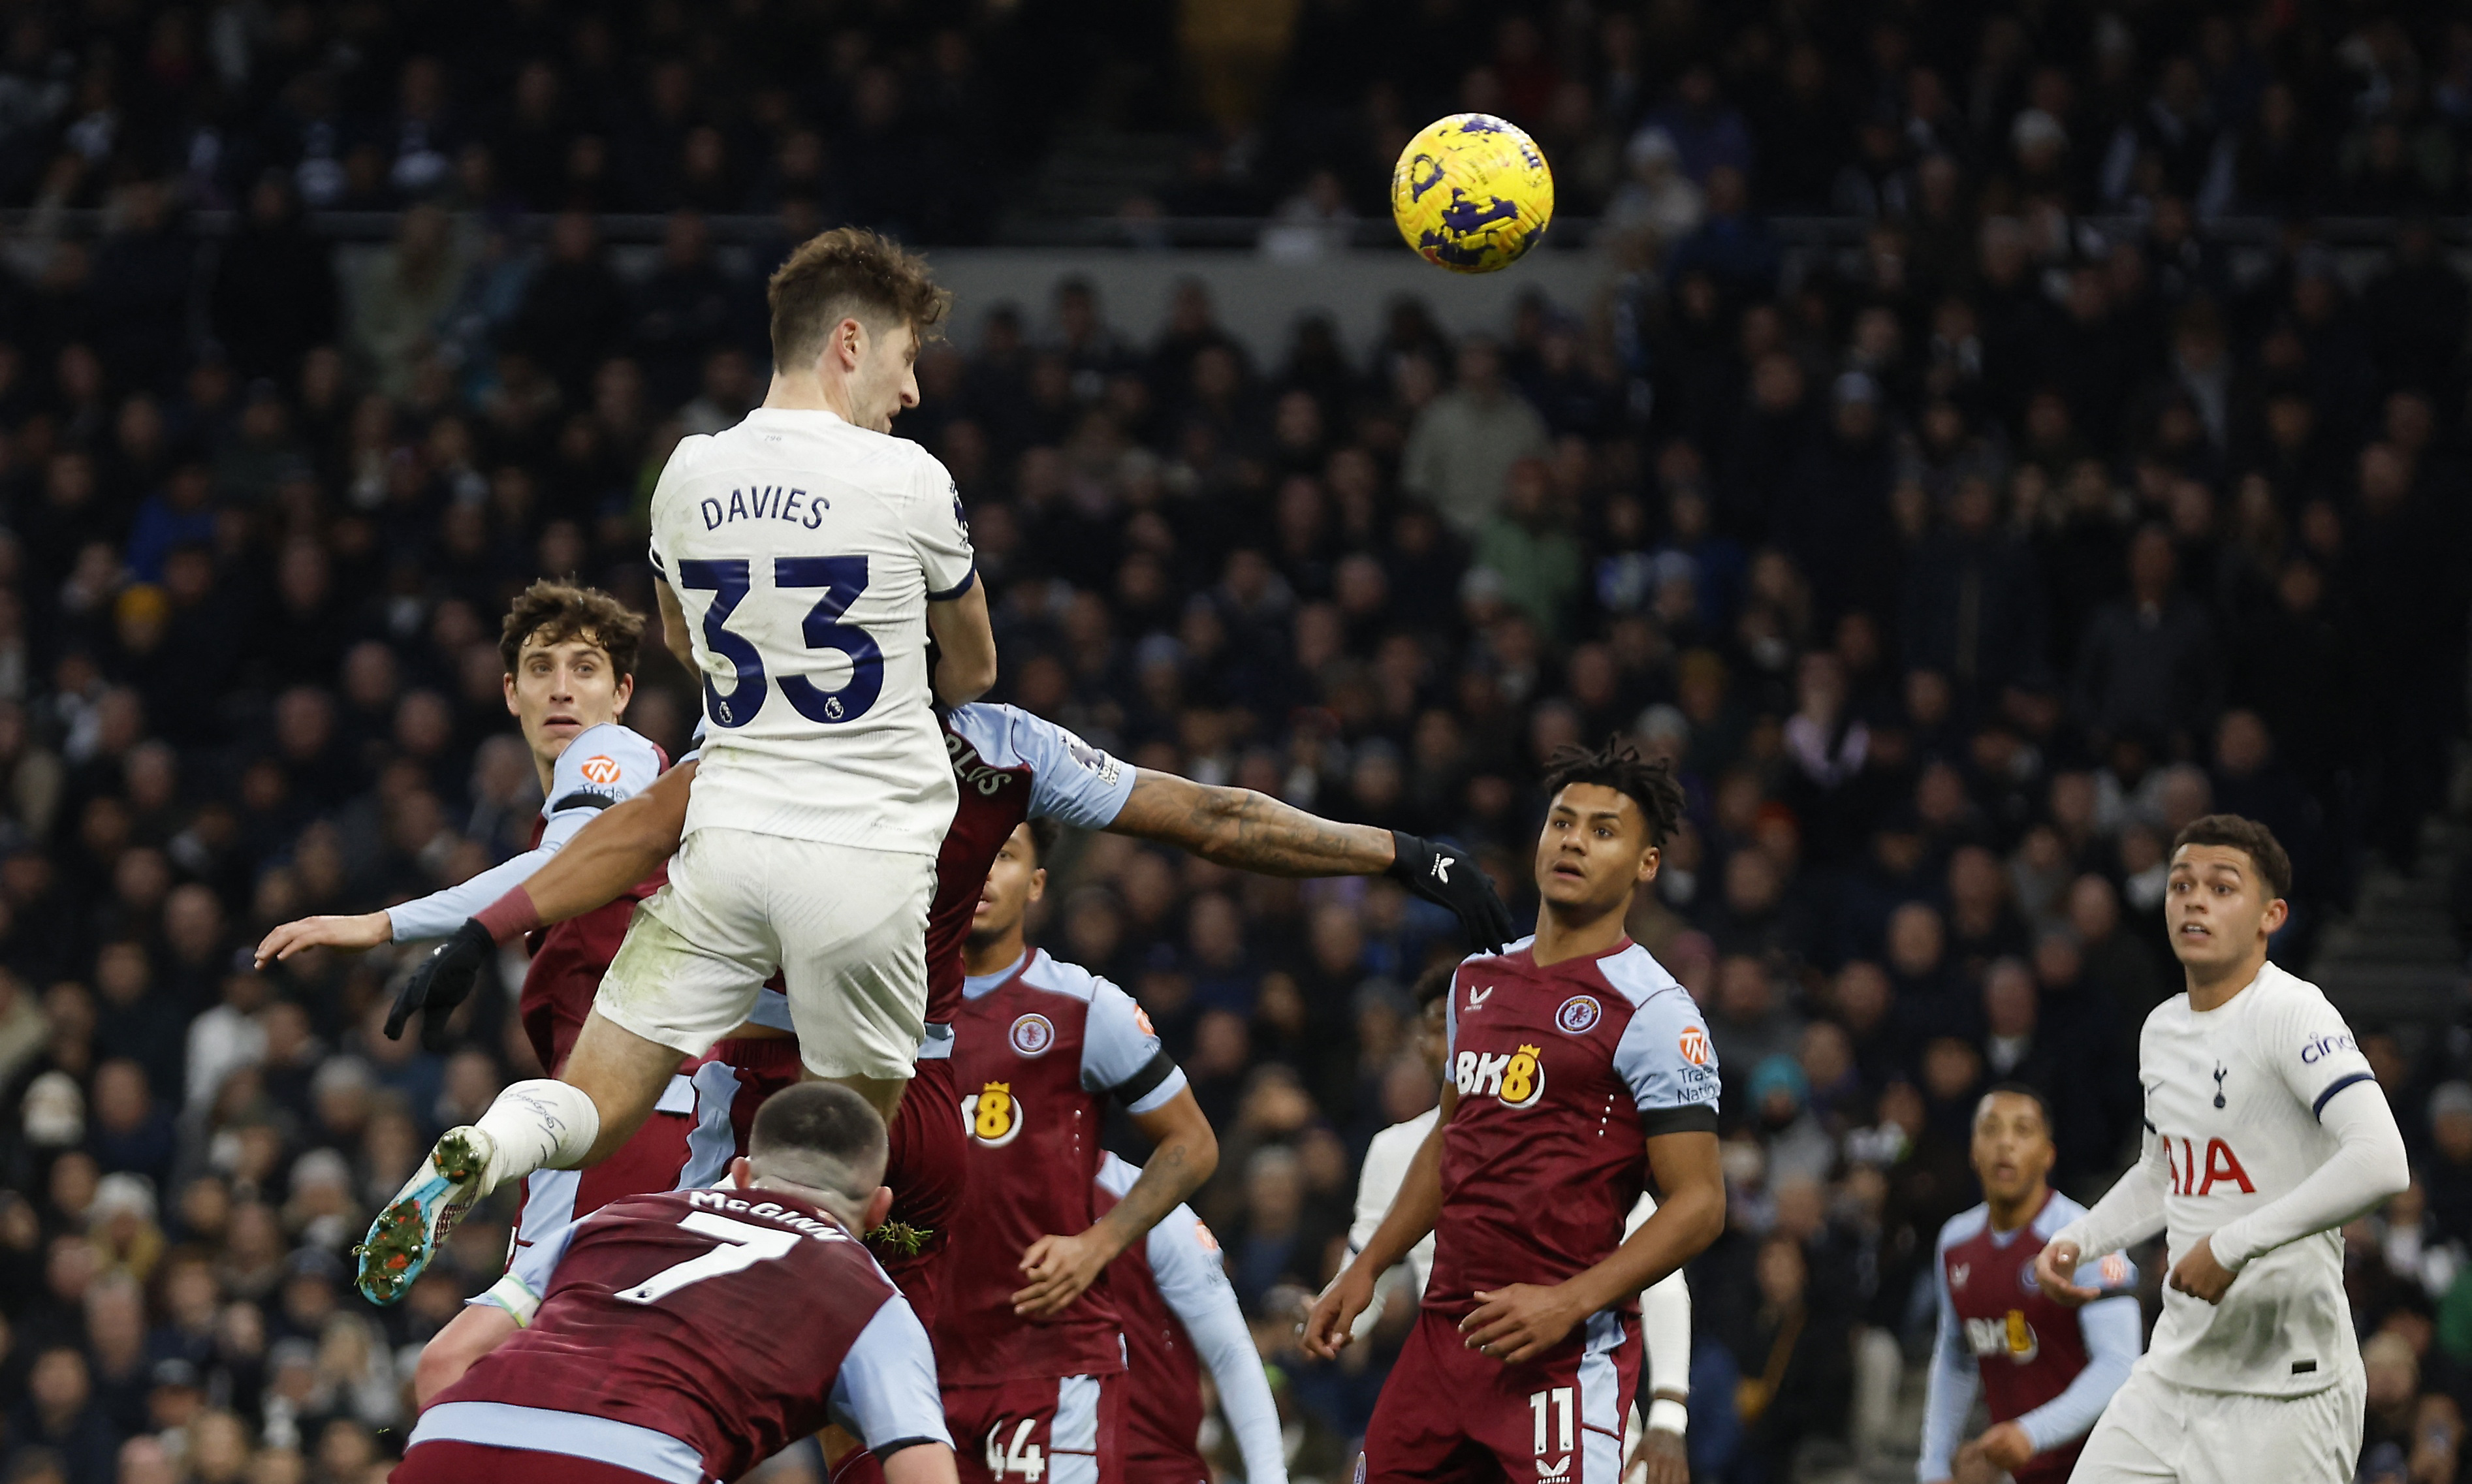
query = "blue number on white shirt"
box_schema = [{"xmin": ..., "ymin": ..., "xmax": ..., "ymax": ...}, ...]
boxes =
[
  {"xmin": 776, "ymin": 556, "xmax": 882, "ymax": 725},
  {"xmin": 678, "ymin": 556, "xmax": 884, "ymax": 729},
  {"xmin": 676, "ymin": 559, "xmax": 767, "ymax": 729}
]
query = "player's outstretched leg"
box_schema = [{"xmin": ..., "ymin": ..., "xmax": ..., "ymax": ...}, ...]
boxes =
[
  {"xmin": 355, "ymin": 1079, "xmax": 601, "ymax": 1304},
  {"xmin": 358, "ymin": 1124, "xmax": 493, "ymax": 1304}
]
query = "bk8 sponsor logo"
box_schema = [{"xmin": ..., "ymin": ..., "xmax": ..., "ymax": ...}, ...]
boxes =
[{"xmin": 1455, "ymin": 1043, "xmax": 1546, "ymax": 1108}]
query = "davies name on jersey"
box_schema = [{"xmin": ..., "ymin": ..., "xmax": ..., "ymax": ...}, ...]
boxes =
[{"xmin": 695, "ymin": 486, "xmax": 834, "ymax": 531}]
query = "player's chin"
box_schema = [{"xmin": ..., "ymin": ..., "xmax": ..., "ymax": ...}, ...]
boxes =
[{"xmin": 1539, "ymin": 872, "xmax": 1591, "ymax": 903}]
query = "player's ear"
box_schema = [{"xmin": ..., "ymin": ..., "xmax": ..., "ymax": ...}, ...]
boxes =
[
  {"xmin": 1027, "ymin": 866, "xmax": 1045, "ymax": 904},
  {"xmin": 728, "ymin": 1156, "xmax": 755, "ymax": 1190},
  {"xmin": 1636, "ymin": 844, "xmax": 1660, "ymax": 884},
  {"xmin": 612, "ymin": 672, "xmax": 633, "ymax": 719},
  {"xmin": 864, "ymin": 1185, "xmax": 893, "ymax": 1232},
  {"xmin": 2261, "ymin": 896, "xmax": 2289, "ymax": 935},
  {"xmin": 501, "ymin": 671, "xmax": 520, "ymax": 718}
]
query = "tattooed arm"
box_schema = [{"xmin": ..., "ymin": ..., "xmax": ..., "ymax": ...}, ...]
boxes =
[
  {"xmin": 1103, "ymin": 767, "xmax": 1517, "ymax": 951},
  {"xmin": 1107, "ymin": 768, "xmax": 1395, "ymax": 874}
]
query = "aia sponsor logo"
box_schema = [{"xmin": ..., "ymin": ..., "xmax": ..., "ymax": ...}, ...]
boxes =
[
  {"xmin": 2165, "ymin": 1135, "xmax": 2255, "ymax": 1195},
  {"xmin": 578, "ymin": 755, "xmax": 621, "ymax": 785},
  {"xmin": 1454, "ymin": 1043, "xmax": 1545, "ymax": 1108},
  {"xmin": 962, "ymin": 1081, "xmax": 1022, "ymax": 1146},
  {"xmin": 1677, "ymin": 1026, "xmax": 1711, "ymax": 1067},
  {"xmin": 1554, "ymin": 995, "xmax": 1601, "ymax": 1034},
  {"xmin": 1009, "ymin": 1013, "xmax": 1054, "ymax": 1057}
]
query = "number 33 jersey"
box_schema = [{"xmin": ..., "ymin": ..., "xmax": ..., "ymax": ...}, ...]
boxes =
[
  {"xmin": 422, "ymin": 1186, "xmax": 949, "ymax": 1482},
  {"xmin": 651, "ymin": 407, "xmax": 977, "ymax": 857}
]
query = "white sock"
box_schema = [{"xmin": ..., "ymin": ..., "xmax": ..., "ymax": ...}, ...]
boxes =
[{"xmin": 471, "ymin": 1080, "xmax": 601, "ymax": 1194}]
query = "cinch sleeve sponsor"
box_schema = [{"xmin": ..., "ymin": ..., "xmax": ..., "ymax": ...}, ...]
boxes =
[
  {"xmin": 1015, "ymin": 708, "xmax": 1134, "ymax": 829},
  {"xmin": 1613, "ymin": 992, "xmax": 1722, "ymax": 1133},
  {"xmin": 2272, "ymin": 979, "xmax": 2377, "ymax": 1120},
  {"xmin": 1081, "ymin": 975, "xmax": 1186, "ymax": 1114}
]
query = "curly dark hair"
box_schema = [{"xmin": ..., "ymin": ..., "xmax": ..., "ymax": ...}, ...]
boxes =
[
  {"xmin": 498, "ymin": 580, "xmax": 646, "ymax": 678},
  {"xmin": 768, "ymin": 226, "xmax": 951, "ymax": 368},
  {"xmin": 1542, "ymin": 736, "xmax": 1686, "ymax": 847}
]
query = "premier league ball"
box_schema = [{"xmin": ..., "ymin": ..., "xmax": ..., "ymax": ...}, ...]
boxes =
[{"xmin": 1389, "ymin": 113, "xmax": 1555, "ymax": 274}]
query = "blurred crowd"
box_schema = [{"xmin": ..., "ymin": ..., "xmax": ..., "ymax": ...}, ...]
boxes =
[
  {"xmin": 0, "ymin": 2, "xmax": 2467, "ymax": 1483},
  {"xmin": 8, "ymin": 0, "xmax": 2472, "ymax": 234}
]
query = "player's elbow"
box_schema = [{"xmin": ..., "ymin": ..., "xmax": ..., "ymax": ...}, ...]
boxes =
[
  {"xmin": 2366, "ymin": 1137, "xmax": 2413, "ymax": 1203},
  {"xmin": 1181, "ymin": 1115, "xmax": 1220, "ymax": 1191}
]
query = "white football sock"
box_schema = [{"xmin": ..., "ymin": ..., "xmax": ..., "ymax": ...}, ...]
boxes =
[{"xmin": 471, "ymin": 1079, "xmax": 601, "ymax": 1194}]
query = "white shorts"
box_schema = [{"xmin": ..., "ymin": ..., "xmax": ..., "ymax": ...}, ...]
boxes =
[
  {"xmin": 592, "ymin": 829, "xmax": 936, "ymax": 1082},
  {"xmin": 2070, "ymin": 1362, "xmax": 2364, "ymax": 1484}
]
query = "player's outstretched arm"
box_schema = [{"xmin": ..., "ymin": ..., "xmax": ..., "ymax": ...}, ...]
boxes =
[
  {"xmin": 1111, "ymin": 770, "xmax": 1515, "ymax": 949},
  {"xmin": 1460, "ymin": 1129, "xmax": 1723, "ymax": 1367},
  {"xmin": 1013, "ymin": 1087, "xmax": 1218, "ymax": 1319},
  {"xmin": 926, "ymin": 580, "xmax": 996, "ymax": 705},
  {"xmin": 253, "ymin": 910, "xmax": 393, "ymax": 964},
  {"xmin": 493, "ymin": 762, "xmax": 695, "ymax": 932},
  {"xmin": 1304, "ymin": 1091, "xmax": 1454, "ymax": 1357},
  {"xmin": 375, "ymin": 763, "xmax": 696, "ymax": 1045}
]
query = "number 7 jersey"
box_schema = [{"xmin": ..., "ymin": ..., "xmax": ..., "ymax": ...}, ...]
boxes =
[
  {"xmin": 417, "ymin": 1186, "xmax": 950, "ymax": 1482},
  {"xmin": 651, "ymin": 407, "xmax": 977, "ymax": 857}
]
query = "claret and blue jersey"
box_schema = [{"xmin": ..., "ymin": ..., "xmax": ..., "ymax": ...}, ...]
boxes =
[{"xmin": 1429, "ymin": 936, "xmax": 1720, "ymax": 1323}]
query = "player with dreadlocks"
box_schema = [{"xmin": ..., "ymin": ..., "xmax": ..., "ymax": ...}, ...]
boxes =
[{"xmin": 1305, "ymin": 737, "xmax": 1727, "ymax": 1484}]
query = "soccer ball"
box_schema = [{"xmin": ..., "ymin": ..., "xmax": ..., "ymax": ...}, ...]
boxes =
[{"xmin": 1390, "ymin": 114, "xmax": 1555, "ymax": 274}]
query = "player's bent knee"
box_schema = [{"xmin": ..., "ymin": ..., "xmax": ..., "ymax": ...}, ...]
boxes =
[{"xmin": 565, "ymin": 1012, "xmax": 692, "ymax": 1164}]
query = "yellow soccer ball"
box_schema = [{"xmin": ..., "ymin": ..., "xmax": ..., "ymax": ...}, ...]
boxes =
[{"xmin": 1390, "ymin": 113, "xmax": 1555, "ymax": 274}]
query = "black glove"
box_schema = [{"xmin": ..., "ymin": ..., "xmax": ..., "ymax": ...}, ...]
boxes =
[
  {"xmin": 388, "ymin": 917, "xmax": 495, "ymax": 1051},
  {"xmin": 1387, "ymin": 831, "xmax": 1517, "ymax": 953}
]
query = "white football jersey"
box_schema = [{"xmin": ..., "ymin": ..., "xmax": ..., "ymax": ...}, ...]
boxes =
[
  {"xmin": 2127, "ymin": 961, "xmax": 2377, "ymax": 1397},
  {"xmin": 650, "ymin": 407, "xmax": 975, "ymax": 857}
]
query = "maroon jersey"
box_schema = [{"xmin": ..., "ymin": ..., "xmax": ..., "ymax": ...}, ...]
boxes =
[
  {"xmin": 1931, "ymin": 1191, "xmax": 2135, "ymax": 1484},
  {"xmin": 520, "ymin": 852, "xmax": 664, "ymax": 1074},
  {"xmin": 928, "ymin": 704, "xmax": 1135, "ymax": 1026},
  {"xmin": 415, "ymin": 1188, "xmax": 947, "ymax": 1481},
  {"xmin": 1429, "ymin": 938, "xmax": 1719, "ymax": 1326},
  {"xmin": 934, "ymin": 948, "xmax": 1181, "ymax": 1387}
]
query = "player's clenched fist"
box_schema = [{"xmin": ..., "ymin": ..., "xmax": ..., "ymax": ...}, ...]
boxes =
[
  {"xmin": 1301, "ymin": 1265, "xmax": 1376, "ymax": 1359},
  {"xmin": 2166, "ymin": 1233, "xmax": 2236, "ymax": 1303},
  {"xmin": 2030, "ymin": 1238, "xmax": 2103, "ymax": 1307}
]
